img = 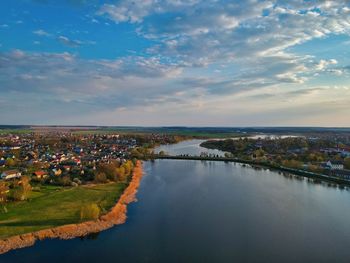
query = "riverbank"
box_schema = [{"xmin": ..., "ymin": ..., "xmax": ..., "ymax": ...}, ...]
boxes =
[{"xmin": 0, "ymin": 161, "xmax": 143, "ymax": 255}]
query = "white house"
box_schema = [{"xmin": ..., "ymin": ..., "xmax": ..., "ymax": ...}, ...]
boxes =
[
  {"xmin": 326, "ymin": 160, "xmax": 344, "ymax": 170},
  {"xmin": 1, "ymin": 170, "xmax": 22, "ymax": 180}
]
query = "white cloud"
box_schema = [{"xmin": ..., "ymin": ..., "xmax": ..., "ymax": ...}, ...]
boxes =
[
  {"xmin": 57, "ymin": 35, "xmax": 82, "ymax": 47},
  {"xmin": 57, "ymin": 35, "xmax": 95, "ymax": 47},
  {"xmin": 2, "ymin": 0, "xmax": 350, "ymax": 125},
  {"xmin": 97, "ymin": 0, "xmax": 200, "ymax": 23},
  {"xmin": 315, "ymin": 59, "xmax": 338, "ymax": 71},
  {"xmin": 97, "ymin": 0, "xmax": 350, "ymax": 78},
  {"xmin": 33, "ymin": 29, "xmax": 51, "ymax": 36}
]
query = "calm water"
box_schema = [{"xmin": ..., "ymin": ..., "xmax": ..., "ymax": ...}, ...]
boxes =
[
  {"xmin": 2, "ymin": 141, "xmax": 350, "ymax": 262},
  {"xmin": 155, "ymin": 139, "xmax": 227, "ymax": 156},
  {"xmin": 154, "ymin": 136, "xmax": 301, "ymax": 157}
]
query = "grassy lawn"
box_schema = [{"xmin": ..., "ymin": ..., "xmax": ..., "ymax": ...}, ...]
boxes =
[{"xmin": 0, "ymin": 183, "xmax": 127, "ymax": 239}]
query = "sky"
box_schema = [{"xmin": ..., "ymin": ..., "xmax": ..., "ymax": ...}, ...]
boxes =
[{"xmin": 0, "ymin": 0, "xmax": 350, "ymax": 126}]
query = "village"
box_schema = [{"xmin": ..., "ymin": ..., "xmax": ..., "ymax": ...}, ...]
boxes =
[
  {"xmin": 200, "ymin": 134, "xmax": 350, "ymax": 181},
  {"xmin": 0, "ymin": 131, "xmax": 179, "ymax": 204}
]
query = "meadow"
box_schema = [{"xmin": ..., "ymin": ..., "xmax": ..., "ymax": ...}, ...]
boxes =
[{"xmin": 0, "ymin": 182, "xmax": 126, "ymax": 239}]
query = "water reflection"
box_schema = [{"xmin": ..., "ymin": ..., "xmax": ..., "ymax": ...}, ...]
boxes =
[{"xmin": 80, "ymin": 232, "xmax": 100, "ymax": 241}]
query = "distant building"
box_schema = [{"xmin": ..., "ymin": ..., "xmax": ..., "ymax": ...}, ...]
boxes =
[
  {"xmin": 63, "ymin": 165, "xmax": 71, "ymax": 171},
  {"xmin": 1, "ymin": 170, "xmax": 22, "ymax": 180},
  {"xmin": 52, "ymin": 168, "xmax": 62, "ymax": 176},
  {"xmin": 33, "ymin": 170, "xmax": 48, "ymax": 179},
  {"xmin": 326, "ymin": 160, "xmax": 344, "ymax": 170},
  {"xmin": 74, "ymin": 147, "xmax": 83, "ymax": 154}
]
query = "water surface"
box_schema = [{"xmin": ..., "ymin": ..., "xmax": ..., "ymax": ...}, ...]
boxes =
[{"xmin": 155, "ymin": 139, "xmax": 227, "ymax": 156}]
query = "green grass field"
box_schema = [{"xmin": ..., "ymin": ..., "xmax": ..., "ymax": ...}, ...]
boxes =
[
  {"xmin": 0, "ymin": 183, "xmax": 127, "ymax": 239},
  {"xmin": 0, "ymin": 126, "xmax": 245, "ymax": 139},
  {"xmin": 0, "ymin": 129, "xmax": 32, "ymax": 135},
  {"xmin": 73, "ymin": 129, "xmax": 243, "ymax": 138}
]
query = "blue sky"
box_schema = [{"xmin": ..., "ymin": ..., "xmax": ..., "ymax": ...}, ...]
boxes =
[{"xmin": 1, "ymin": 0, "xmax": 350, "ymax": 126}]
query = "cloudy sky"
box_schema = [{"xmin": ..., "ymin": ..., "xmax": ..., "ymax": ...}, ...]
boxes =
[{"xmin": 1, "ymin": 0, "xmax": 350, "ymax": 126}]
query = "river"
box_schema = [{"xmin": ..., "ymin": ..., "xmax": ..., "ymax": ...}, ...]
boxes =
[
  {"xmin": 2, "ymin": 140, "xmax": 350, "ymax": 262},
  {"xmin": 155, "ymin": 139, "xmax": 227, "ymax": 156}
]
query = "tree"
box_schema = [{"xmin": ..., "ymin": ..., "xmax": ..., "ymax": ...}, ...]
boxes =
[
  {"xmin": 116, "ymin": 166, "xmax": 126, "ymax": 181},
  {"xmin": 122, "ymin": 161, "xmax": 133, "ymax": 176},
  {"xmin": 307, "ymin": 153, "xmax": 317, "ymax": 162},
  {"xmin": 98, "ymin": 163, "xmax": 116, "ymax": 181},
  {"xmin": 80, "ymin": 203, "xmax": 100, "ymax": 221},
  {"xmin": 282, "ymin": 159, "xmax": 302, "ymax": 169},
  {"xmin": 61, "ymin": 176, "xmax": 72, "ymax": 186},
  {"xmin": 308, "ymin": 164, "xmax": 321, "ymax": 173},
  {"xmin": 94, "ymin": 172, "xmax": 107, "ymax": 183},
  {"xmin": 345, "ymin": 157, "xmax": 350, "ymax": 170},
  {"xmin": 224, "ymin": 152, "xmax": 233, "ymax": 158},
  {"xmin": 5, "ymin": 158, "xmax": 15, "ymax": 167},
  {"xmin": 0, "ymin": 182, "xmax": 9, "ymax": 204},
  {"xmin": 276, "ymin": 155, "xmax": 283, "ymax": 163},
  {"xmin": 12, "ymin": 176, "xmax": 32, "ymax": 201},
  {"xmin": 254, "ymin": 149, "xmax": 265, "ymax": 158}
]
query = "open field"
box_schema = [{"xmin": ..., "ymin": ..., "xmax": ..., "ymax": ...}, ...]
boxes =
[
  {"xmin": 0, "ymin": 183, "xmax": 127, "ymax": 239},
  {"xmin": 72, "ymin": 127, "xmax": 245, "ymax": 138},
  {"xmin": 2, "ymin": 125, "xmax": 350, "ymax": 138},
  {"xmin": 74, "ymin": 130, "xmax": 243, "ymax": 138},
  {"xmin": 0, "ymin": 129, "xmax": 33, "ymax": 135}
]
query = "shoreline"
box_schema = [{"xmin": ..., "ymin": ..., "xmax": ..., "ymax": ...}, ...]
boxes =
[
  {"xmin": 156, "ymin": 156, "xmax": 350, "ymax": 186},
  {"xmin": 0, "ymin": 160, "xmax": 144, "ymax": 255}
]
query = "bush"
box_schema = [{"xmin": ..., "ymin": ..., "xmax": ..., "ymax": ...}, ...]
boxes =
[
  {"xmin": 80, "ymin": 203, "xmax": 100, "ymax": 221},
  {"xmin": 12, "ymin": 176, "xmax": 32, "ymax": 201},
  {"xmin": 0, "ymin": 182, "xmax": 9, "ymax": 204},
  {"xmin": 0, "ymin": 205, "xmax": 8, "ymax": 213},
  {"xmin": 97, "ymin": 163, "xmax": 116, "ymax": 181},
  {"xmin": 345, "ymin": 157, "xmax": 350, "ymax": 170},
  {"xmin": 94, "ymin": 172, "xmax": 107, "ymax": 183},
  {"xmin": 61, "ymin": 176, "xmax": 72, "ymax": 186},
  {"xmin": 12, "ymin": 188, "xmax": 26, "ymax": 201}
]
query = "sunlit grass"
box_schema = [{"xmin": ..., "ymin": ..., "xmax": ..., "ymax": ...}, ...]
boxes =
[{"xmin": 0, "ymin": 183, "xmax": 126, "ymax": 239}]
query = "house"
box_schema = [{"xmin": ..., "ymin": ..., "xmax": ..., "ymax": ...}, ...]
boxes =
[
  {"xmin": 326, "ymin": 160, "xmax": 344, "ymax": 170},
  {"xmin": 63, "ymin": 165, "xmax": 71, "ymax": 171},
  {"xmin": 33, "ymin": 170, "xmax": 48, "ymax": 179},
  {"xmin": 52, "ymin": 168, "xmax": 62, "ymax": 176},
  {"xmin": 9, "ymin": 146, "xmax": 20, "ymax": 150},
  {"xmin": 74, "ymin": 147, "xmax": 83, "ymax": 154},
  {"xmin": 341, "ymin": 151, "xmax": 350, "ymax": 158},
  {"xmin": 1, "ymin": 170, "xmax": 22, "ymax": 180},
  {"xmin": 72, "ymin": 158, "xmax": 81, "ymax": 165}
]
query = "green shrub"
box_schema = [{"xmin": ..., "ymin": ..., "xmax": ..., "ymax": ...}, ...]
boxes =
[{"xmin": 80, "ymin": 203, "xmax": 100, "ymax": 221}]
